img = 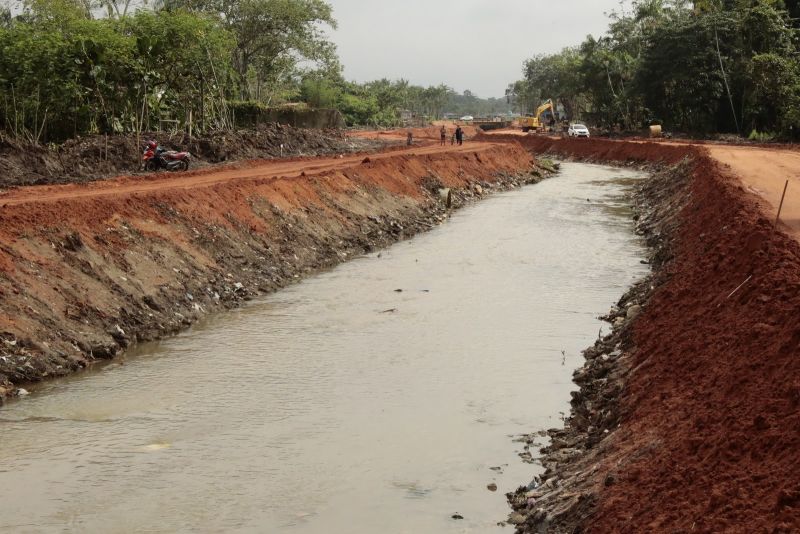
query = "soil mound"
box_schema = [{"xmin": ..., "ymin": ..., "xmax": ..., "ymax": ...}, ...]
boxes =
[
  {"xmin": 0, "ymin": 125, "xmax": 385, "ymax": 189},
  {"xmin": 0, "ymin": 143, "xmax": 541, "ymax": 399},
  {"xmin": 361, "ymin": 124, "xmax": 481, "ymax": 142},
  {"xmin": 500, "ymin": 137, "xmax": 800, "ymax": 532},
  {"xmin": 485, "ymin": 133, "xmax": 696, "ymax": 165},
  {"xmin": 592, "ymin": 157, "xmax": 800, "ymax": 532}
]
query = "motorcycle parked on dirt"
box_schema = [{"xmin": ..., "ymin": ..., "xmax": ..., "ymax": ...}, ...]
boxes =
[{"xmin": 142, "ymin": 141, "xmax": 191, "ymax": 172}]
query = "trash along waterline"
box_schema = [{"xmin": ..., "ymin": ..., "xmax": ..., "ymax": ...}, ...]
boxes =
[{"xmin": 0, "ymin": 163, "xmax": 649, "ymax": 533}]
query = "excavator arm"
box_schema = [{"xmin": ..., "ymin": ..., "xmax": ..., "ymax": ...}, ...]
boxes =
[
  {"xmin": 519, "ymin": 99, "xmax": 556, "ymax": 133},
  {"xmin": 535, "ymin": 99, "xmax": 556, "ymax": 123}
]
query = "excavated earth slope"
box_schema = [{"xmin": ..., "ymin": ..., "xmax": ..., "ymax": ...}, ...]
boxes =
[
  {"xmin": 3, "ymin": 130, "xmax": 798, "ymax": 531},
  {"xmin": 498, "ymin": 135, "xmax": 800, "ymax": 533},
  {"xmin": 0, "ymin": 142, "xmax": 539, "ymax": 399},
  {"xmin": 0, "ymin": 124, "xmax": 391, "ymax": 188}
]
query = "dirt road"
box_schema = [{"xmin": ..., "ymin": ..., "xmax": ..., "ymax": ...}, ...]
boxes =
[
  {"xmin": 485, "ymin": 129, "xmax": 800, "ymax": 240},
  {"xmin": 0, "ymin": 139, "xmax": 493, "ymax": 207},
  {"xmin": 352, "ymin": 122, "xmax": 481, "ymax": 142},
  {"xmin": 706, "ymin": 145, "xmax": 800, "ymax": 238}
]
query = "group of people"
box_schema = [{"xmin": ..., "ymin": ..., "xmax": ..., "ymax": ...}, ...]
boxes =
[
  {"xmin": 440, "ymin": 125, "xmax": 464, "ymax": 146},
  {"xmin": 406, "ymin": 125, "xmax": 465, "ymax": 147}
]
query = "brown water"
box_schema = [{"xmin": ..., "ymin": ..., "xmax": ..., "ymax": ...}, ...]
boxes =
[{"xmin": 0, "ymin": 163, "xmax": 648, "ymax": 533}]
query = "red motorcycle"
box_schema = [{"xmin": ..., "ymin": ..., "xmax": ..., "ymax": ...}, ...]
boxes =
[{"xmin": 142, "ymin": 141, "xmax": 191, "ymax": 172}]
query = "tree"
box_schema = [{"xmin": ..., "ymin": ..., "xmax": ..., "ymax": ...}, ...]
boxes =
[
  {"xmin": 299, "ymin": 75, "xmax": 340, "ymax": 109},
  {"xmin": 745, "ymin": 53, "xmax": 800, "ymax": 132},
  {"xmin": 0, "ymin": 5, "xmax": 12, "ymax": 27},
  {"xmin": 124, "ymin": 10, "xmax": 235, "ymax": 131},
  {"xmin": 164, "ymin": 0, "xmax": 337, "ymax": 100},
  {"xmin": 0, "ymin": 0, "xmax": 237, "ymax": 140},
  {"xmin": 523, "ymin": 48, "xmax": 584, "ymax": 120},
  {"xmin": 735, "ymin": 2, "xmax": 799, "ymax": 132},
  {"xmin": 506, "ymin": 80, "xmax": 539, "ymax": 114},
  {"xmin": 517, "ymin": 0, "xmax": 800, "ymax": 136}
]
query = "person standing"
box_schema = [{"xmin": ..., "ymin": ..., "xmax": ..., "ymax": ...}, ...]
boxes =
[
  {"xmin": 440, "ymin": 125, "xmax": 447, "ymax": 146},
  {"xmin": 407, "ymin": 131, "xmax": 413, "ymax": 146},
  {"xmin": 455, "ymin": 126, "xmax": 464, "ymax": 146}
]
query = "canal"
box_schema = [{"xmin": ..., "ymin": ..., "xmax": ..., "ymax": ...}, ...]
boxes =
[{"xmin": 0, "ymin": 163, "xmax": 648, "ymax": 533}]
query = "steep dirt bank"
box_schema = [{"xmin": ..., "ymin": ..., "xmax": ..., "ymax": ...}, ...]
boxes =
[
  {"xmin": 482, "ymin": 133, "xmax": 697, "ymax": 165},
  {"xmin": 501, "ymin": 137, "xmax": 800, "ymax": 532},
  {"xmin": 0, "ymin": 143, "xmax": 543, "ymax": 400},
  {"xmin": 491, "ymin": 132, "xmax": 800, "ymax": 240},
  {"xmin": 705, "ymin": 145, "xmax": 800, "ymax": 241},
  {"xmin": 0, "ymin": 124, "xmax": 392, "ymax": 189}
]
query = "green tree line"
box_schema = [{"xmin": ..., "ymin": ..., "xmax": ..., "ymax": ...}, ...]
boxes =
[
  {"xmin": 513, "ymin": 0, "xmax": 800, "ymax": 138},
  {"xmin": 0, "ymin": 0, "xmax": 338, "ymax": 141},
  {"xmin": 0, "ymin": 0, "xmax": 511, "ymax": 141},
  {"xmin": 299, "ymin": 77, "xmax": 511, "ymax": 127}
]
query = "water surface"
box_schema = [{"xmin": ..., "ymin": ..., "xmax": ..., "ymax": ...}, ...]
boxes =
[{"xmin": 0, "ymin": 163, "xmax": 648, "ymax": 533}]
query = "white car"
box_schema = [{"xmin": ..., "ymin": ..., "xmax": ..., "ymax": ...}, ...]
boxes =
[
  {"xmin": 460, "ymin": 115, "xmax": 474, "ymax": 121},
  {"xmin": 568, "ymin": 124, "xmax": 590, "ymax": 138}
]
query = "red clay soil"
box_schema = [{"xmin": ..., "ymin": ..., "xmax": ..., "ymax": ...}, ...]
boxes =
[
  {"xmin": 0, "ymin": 141, "xmax": 537, "ymax": 398},
  {"xmin": 593, "ymin": 157, "xmax": 800, "ymax": 532},
  {"xmin": 496, "ymin": 135, "xmax": 800, "ymax": 531},
  {"xmin": 706, "ymin": 145, "xmax": 800, "ymax": 241},
  {"xmin": 0, "ymin": 125, "xmax": 390, "ymax": 188},
  {"xmin": 354, "ymin": 123, "xmax": 481, "ymax": 143},
  {"xmin": 0, "ymin": 141, "xmax": 505, "ymax": 207},
  {"xmin": 483, "ymin": 133, "xmax": 696, "ymax": 165}
]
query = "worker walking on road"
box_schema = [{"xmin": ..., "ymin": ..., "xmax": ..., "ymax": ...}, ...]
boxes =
[
  {"xmin": 455, "ymin": 126, "xmax": 464, "ymax": 146},
  {"xmin": 440, "ymin": 125, "xmax": 447, "ymax": 146}
]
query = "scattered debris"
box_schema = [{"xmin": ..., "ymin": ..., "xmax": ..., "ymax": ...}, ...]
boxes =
[
  {"xmin": 0, "ymin": 124, "xmax": 394, "ymax": 188},
  {"xmin": 506, "ymin": 160, "xmax": 689, "ymax": 533},
  {"xmin": 0, "ymin": 143, "xmax": 547, "ymax": 398}
]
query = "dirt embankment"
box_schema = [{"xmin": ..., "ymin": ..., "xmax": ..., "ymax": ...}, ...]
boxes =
[
  {"xmin": 354, "ymin": 123, "xmax": 481, "ymax": 143},
  {"xmin": 482, "ymin": 133, "xmax": 695, "ymax": 166},
  {"xmin": 0, "ymin": 124, "xmax": 392, "ymax": 189},
  {"xmin": 0, "ymin": 143, "xmax": 544, "ymax": 400},
  {"xmin": 501, "ymin": 136, "xmax": 800, "ymax": 532},
  {"xmin": 705, "ymin": 145, "xmax": 800, "ymax": 241}
]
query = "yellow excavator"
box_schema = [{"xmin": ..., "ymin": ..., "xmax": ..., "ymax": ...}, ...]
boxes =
[{"xmin": 518, "ymin": 99, "xmax": 556, "ymax": 133}]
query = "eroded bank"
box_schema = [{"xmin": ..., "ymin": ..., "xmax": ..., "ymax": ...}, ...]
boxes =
[
  {"xmin": 501, "ymin": 136, "xmax": 800, "ymax": 532},
  {"xmin": 0, "ymin": 162, "xmax": 648, "ymax": 533},
  {"xmin": 0, "ymin": 143, "xmax": 542, "ymax": 398}
]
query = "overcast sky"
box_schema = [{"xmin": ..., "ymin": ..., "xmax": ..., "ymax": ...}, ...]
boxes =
[{"xmin": 325, "ymin": 0, "xmax": 630, "ymax": 98}]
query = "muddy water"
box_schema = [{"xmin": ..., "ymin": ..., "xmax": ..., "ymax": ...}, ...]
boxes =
[{"xmin": 0, "ymin": 163, "xmax": 648, "ymax": 533}]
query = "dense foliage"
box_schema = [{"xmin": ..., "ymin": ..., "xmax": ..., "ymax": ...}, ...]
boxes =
[
  {"xmin": 11, "ymin": 0, "xmax": 793, "ymax": 140},
  {"xmin": 0, "ymin": 0, "xmax": 336, "ymax": 141},
  {"xmin": 0, "ymin": 0, "xmax": 509, "ymax": 139},
  {"xmin": 162, "ymin": 0, "xmax": 339, "ymax": 102},
  {"xmin": 299, "ymin": 77, "xmax": 510, "ymax": 127},
  {"xmin": 515, "ymin": 0, "xmax": 800, "ymax": 137}
]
